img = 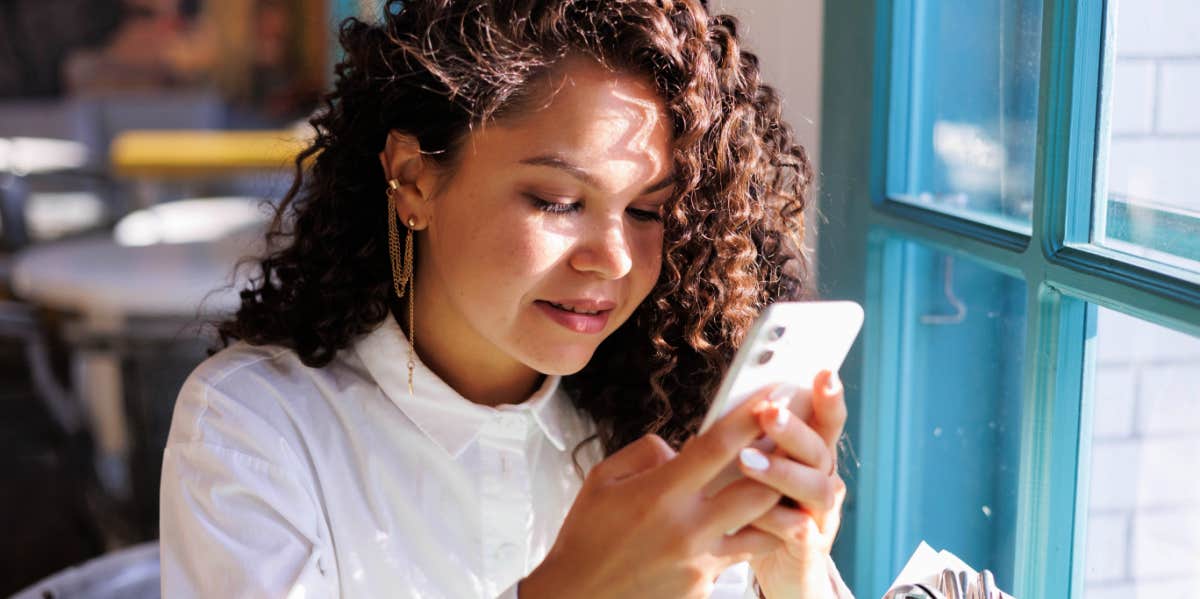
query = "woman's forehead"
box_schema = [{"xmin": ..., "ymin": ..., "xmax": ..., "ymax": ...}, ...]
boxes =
[{"xmin": 460, "ymin": 61, "xmax": 674, "ymax": 190}]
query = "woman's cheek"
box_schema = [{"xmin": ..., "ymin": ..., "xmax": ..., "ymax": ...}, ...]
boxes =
[
  {"xmin": 632, "ymin": 229, "xmax": 664, "ymax": 279},
  {"xmin": 514, "ymin": 222, "xmax": 577, "ymax": 273}
]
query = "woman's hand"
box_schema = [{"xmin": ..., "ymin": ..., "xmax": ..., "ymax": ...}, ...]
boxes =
[
  {"xmin": 519, "ymin": 388, "xmax": 786, "ymax": 599},
  {"xmin": 741, "ymin": 370, "xmax": 849, "ymax": 599}
]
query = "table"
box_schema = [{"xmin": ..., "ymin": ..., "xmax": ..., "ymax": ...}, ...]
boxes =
[
  {"xmin": 9, "ymin": 128, "xmax": 303, "ymax": 501},
  {"xmin": 11, "ymin": 221, "xmax": 264, "ymax": 499}
]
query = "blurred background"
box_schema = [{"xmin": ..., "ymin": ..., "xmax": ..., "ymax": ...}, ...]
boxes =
[{"xmin": 0, "ymin": 0, "xmax": 329, "ymax": 594}]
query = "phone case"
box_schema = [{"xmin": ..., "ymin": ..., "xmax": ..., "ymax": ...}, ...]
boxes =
[
  {"xmin": 698, "ymin": 301, "xmax": 864, "ymax": 434},
  {"xmin": 697, "ymin": 301, "xmax": 863, "ymax": 498}
]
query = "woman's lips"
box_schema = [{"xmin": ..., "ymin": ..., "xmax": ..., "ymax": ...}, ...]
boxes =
[{"xmin": 534, "ymin": 300, "xmax": 613, "ymax": 334}]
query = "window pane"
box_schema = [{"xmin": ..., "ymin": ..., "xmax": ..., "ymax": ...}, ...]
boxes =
[
  {"xmin": 888, "ymin": 1, "xmax": 1042, "ymax": 231},
  {"xmin": 1095, "ymin": 0, "xmax": 1200, "ymax": 273},
  {"xmin": 1082, "ymin": 307, "xmax": 1200, "ymax": 596},
  {"xmin": 888, "ymin": 239, "xmax": 1026, "ymax": 588}
]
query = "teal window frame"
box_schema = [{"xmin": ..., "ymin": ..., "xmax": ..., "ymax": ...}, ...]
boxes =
[{"xmin": 821, "ymin": 1, "xmax": 1200, "ymax": 598}]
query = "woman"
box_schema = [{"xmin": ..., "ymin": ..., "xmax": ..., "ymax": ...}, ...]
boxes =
[{"xmin": 159, "ymin": 1, "xmax": 854, "ymax": 597}]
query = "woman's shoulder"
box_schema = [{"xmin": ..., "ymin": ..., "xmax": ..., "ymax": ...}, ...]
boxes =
[
  {"xmin": 166, "ymin": 340, "xmax": 364, "ymax": 468},
  {"xmin": 185, "ymin": 341, "xmax": 294, "ymax": 388},
  {"xmin": 184, "ymin": 340, "xmax": 366, "ymax": 397}
]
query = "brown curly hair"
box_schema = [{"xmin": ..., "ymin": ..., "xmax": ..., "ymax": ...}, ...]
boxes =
[{"xmin": 219, "ymin": 0, "xmax": 813, "ymax": 458}]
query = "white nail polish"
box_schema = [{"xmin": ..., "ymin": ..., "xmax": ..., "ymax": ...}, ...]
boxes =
[
  {"xmin": 826, "ymin": 373, "xmax": 842, "ymax": 395},
  {"xmin": 774, "ymin": 405, "xmax": 790, "ymax": 429},
  {"xmin": 739, "ymin": 448, "xmax": 770, "ymax": 472}
]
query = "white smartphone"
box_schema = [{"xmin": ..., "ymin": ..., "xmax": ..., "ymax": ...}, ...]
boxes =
[
  {"xmin": 697, "ymin": 301, "xmax": 863, "ymax": 497},
  {"xmin": 699, "ymin": 300, "xmax": 864, "ymax": 434}
]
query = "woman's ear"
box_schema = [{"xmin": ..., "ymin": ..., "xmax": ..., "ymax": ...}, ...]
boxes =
[{"xmin": 378, "ymin": 130, "xmax": 434, "ymax": 228}]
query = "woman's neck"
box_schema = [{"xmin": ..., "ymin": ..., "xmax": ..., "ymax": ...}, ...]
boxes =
[{"xmin": 393, "ymin": 302, "xmax": 545, "ymax": 408}]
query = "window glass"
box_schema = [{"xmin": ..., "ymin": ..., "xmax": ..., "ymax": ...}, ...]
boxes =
[
  {"xmin": 888, "ymin": 1, "xmax": 1042, "ymax": 231},
  {"xmin": 1094, "ymin": 0, "xmax": 1200, "ymax": 273},
  {"xmin": 1082, "ymin": 306, "xmax": 1200, "ymax": 596},
  {"xmin": 886, "ymin": 239, "xmax": 1026, "ymax": 588}
]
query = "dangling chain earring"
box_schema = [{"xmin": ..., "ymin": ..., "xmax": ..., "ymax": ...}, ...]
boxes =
[{"xmin": 387, "ymin": 179, "xmax": 417, "ymax": 397}]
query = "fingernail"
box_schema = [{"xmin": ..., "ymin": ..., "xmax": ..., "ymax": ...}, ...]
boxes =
[
  {"xmin": 825, "ymin": 372, "xmax": 842, "ymax": 396},
  {"xmin": 752, "ymin": 399, "xmax": 773, "ymax": 415},
  {"xmin": 769, "ymin": 384, "xmax": 798, "ymax": 403},
  {"xmin": 739, "ymin": 447, "xmax": 770, "ymax": 472},
  {"xmin": 771, "ymin": 404, "xmax": 790, "ymax": 429}
]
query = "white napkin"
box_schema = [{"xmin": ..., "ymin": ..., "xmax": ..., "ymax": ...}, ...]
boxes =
[{"xmin": 882, "ymin": 542, "xmax": 1014, "ymax": 599}]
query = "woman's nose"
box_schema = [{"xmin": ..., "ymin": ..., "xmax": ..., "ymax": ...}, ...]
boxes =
[{"xmin": 569, "ymin": 218, "xmax": 633, "ymax": 280}]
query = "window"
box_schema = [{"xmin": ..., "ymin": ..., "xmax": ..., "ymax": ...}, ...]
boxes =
[
  {"xmin": 1093, "ymin": 0, "xmax": 1200, "ymax": 279},
  {"xmin": 866, "ymin": 240, "xmax": 1026, "ymax": 585},
  {"xmin": 887, "ymin": 1, "xmax": 1042, "ymax": 232},
  {"xmin": 822, "ymin": 1, "xmax": 1200, "ymax": 597}
]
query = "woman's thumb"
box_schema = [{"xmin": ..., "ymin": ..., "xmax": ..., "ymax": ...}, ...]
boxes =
[
  {"xmin": 811, "ymin": 370, "xmax": 847, "ymax": 468},
  {"xmin": 592, "ymin": 433, "xmax": 676, "ymax": 484}
]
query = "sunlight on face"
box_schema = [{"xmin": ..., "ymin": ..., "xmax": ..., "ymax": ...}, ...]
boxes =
[{"xmin": 415, "ymin": 58, "xmax": 673, "ymax": 376}]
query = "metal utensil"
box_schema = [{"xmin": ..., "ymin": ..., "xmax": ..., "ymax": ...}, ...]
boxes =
[
  {"xmin": 939, "ymin": 569, "xmax": 962, "ymax": 599},
  {"xmin": 979, "ymin": 569, "xmax": 997, "ymax": 599}
]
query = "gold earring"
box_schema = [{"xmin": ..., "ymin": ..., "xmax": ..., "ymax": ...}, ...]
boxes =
[{"xmin": 387, "ymin": 179, "xmax": 417, "ymax": 396}]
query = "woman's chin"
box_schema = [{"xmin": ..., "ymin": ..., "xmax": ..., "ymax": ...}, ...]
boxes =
[{"xmin": 524, "ymin": 345, "xmax": 597, "ymax": 377}]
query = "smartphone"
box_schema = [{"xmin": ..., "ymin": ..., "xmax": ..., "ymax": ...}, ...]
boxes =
[
  {"xmin": 699, "ymin": 301, "xmax": 864, "ymax": 433},
  {"xmin": 697, "ymin": 301, "xmax": 864, "ymax": 496}
]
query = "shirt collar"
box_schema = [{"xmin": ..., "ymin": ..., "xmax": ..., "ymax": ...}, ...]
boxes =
[{"xmin": 352, "ymin": 316, "xmax": 574, "ymax": 458}]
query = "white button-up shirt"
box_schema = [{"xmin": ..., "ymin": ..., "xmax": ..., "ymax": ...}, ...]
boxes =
[{"xmin": 160, "ymin": 316, "xmax": 851, "ymax": 598}]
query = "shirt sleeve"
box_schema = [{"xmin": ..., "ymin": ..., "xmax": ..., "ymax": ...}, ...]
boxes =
[
  {"xmin": 159, "ymin": 378, "xmax": 339, "ymax": 599},
  {"xmin": 714, "ymin": 561, "xmax": 754, "ymax": 598}
]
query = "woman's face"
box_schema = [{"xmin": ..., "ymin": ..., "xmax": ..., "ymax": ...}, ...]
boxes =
[{"xmin": 406, "ymin": 60, "xmax": 673, "ymax": 377}]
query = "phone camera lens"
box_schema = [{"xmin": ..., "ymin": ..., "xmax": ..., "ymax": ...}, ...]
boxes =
[
  {"xmin": 768, "ymin": 325, "xmax": 786, "ymax": 340},
  {"xmin": 757, "ymin": 350, "xmax": 774, "ymax": 365}
]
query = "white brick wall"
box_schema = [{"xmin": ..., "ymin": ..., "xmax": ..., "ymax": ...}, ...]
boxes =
[
  {"xmin": 1087, "ymin": 578, "xmax": 1200, "ymax": 599},
  {"xmin": 1159, "ymin": 61, "xmax": 1200, "ymax": 133},
  {"xmin": 1094, "ymin": 307, "xmax": 1200, "ymax": 364},
  {"xmin": 1136, "ymin": 439, "xmax": 1200, "ymax": 509},
  {"xmin": 1092, "ymin": 364, "xmax": 1136, "ymax": 438},
  {"xmin": 1139, "ymin": 365, "xmax": 1200, "ymax": 435},
  {"xmin": 1132, "ymin": 509, "xmax": 1200, "ymax": 578},
  {"xmin": 1095, "ymin": 26, "xmax": 1200, "ymax": 599},
  {"xmin": 1084, "ymin": 513, "xmax": 1130, "ymax": 582},
  {"xmin": 1110, "ymin": 60, "xmax": 1155, "ymax": 135},
  {"xmin": 1087, "ymin": 439, "xmax": 1141, "ymax": 511},
  {"xmin": 1106, "ymin": 1, "xmax": 1200, "ymax": 215},
  {"xmin": 1111, "ymin": 0, "xmax": 1200, "ymax": 56},
  {"xmin": 1086, "ymin": 307, "xmax": 1200, "ymax": 598},
  {"xmin": 1107, "ymin": 139, "xmax": 1200, "ymax": 211}
]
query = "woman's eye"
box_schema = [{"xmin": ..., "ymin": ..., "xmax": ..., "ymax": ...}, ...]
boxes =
[
  {"xmin": 527, "ymin": 194, "xmax": 661, "ymax": 222},
  {"xmin": 627, "ymin": 207, "xmax": 663, "ymax": 222},
  {"xmin": 528, "ymin": 195, "xmax": 581, "ymax": 214}
]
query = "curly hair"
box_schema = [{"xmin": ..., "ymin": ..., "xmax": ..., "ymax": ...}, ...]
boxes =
[{"xmin": 219, "ymin": 0, "xmax": 813, "ymax": 458}]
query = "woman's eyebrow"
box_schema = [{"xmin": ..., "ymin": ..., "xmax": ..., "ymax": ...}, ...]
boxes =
[{"xmin": 518, "ymin": 154, "xmax": 675, "ymax": 196}]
